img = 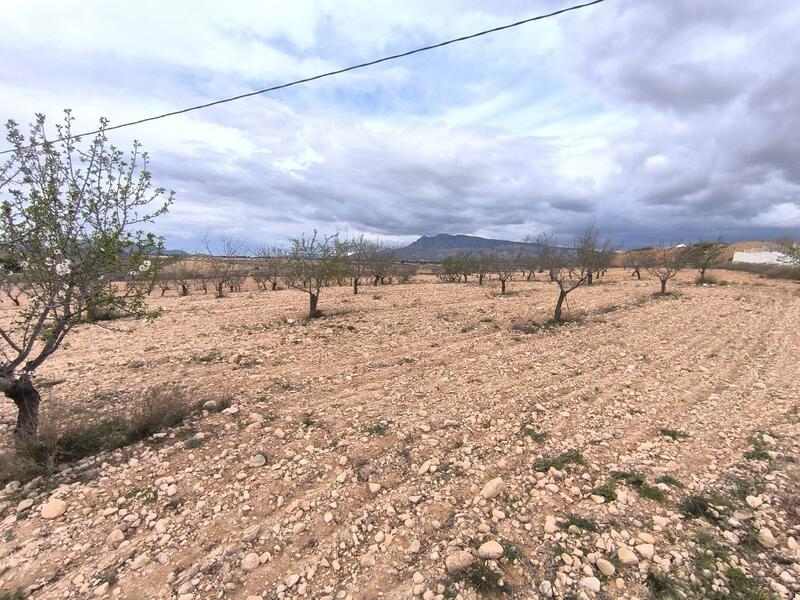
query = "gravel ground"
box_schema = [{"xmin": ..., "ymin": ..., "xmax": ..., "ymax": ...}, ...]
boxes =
[{"xmin": 0, "ymin": 269, "xmax": 798, "ymax": 599}]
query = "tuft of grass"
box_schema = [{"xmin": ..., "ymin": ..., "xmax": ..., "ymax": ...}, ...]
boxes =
[
  {"xmin": 560, "ymin": 514, "xmax": 598, "ymax": 533},
  {"xmin": 726, "ymin": 567, "xmax": 774, "ymax": 599},
  {"xmin": 98, "ymin": 569, "xmax": 118, "ymax": 586},
  {"xmin": 461, "ymin": 563, "xmax": 510, "ymax": 595},
  {"xmin": 680, "ymin": 494, "xmax": 715, "ymax": 520},
  {"xmin": 639, "ymin": 483, "xmax": 668, "ymax": 503},
  {"xmin": 126, "ymin": 386, "xmax": 189, "ymax": 442},
  {"xmin": 591, "ymin": 482, "xmax": 618, "ymax": 502},
  {"xmin": 366, "ymin": 423, "xmax": 389, "ymax": 436},
  {"xmin": 659, "ymin": 428, "xmax": 689, "ymax": 441},
  {"xmin": 0, "ymin": 589, "xmax": 26, "ymax": 600},
  {"xmin": 9, "ymin": 387, "xmax": 192, "ymax": 481},
  {"xmin": 185, "ymin": 437, "xmax": 204, "ymax": 449},
  {"xmin": 609, "ymin": 471, "xmax": 667, "ymax": 502},
  {"xmin": 743, "ymin": 438, "xmax": 770, "ymax": 461},
  {"xmin": 500, "ymin": 539, "xmax": 524, "ymax": 562},
  {"xmin": 655, "ymin": 475, "xmax": 682, "ymax": 488},
  {"xmin": 302, "ymin": 412, "xmax": 315, "ymax": 428},
  {"xmin": 611, "ymin": 470, "xmax": 646, "ymax": 487},
  {"xmin": 646, "ymin": 571, "xmax": 681, "ymax": 599},
  {"xmin": 533, "ymin": 449, "xmax": 585, "ymax": 472},
  {"xmin": 522, "ymin": 428, "xmax": 547, "ymax": 443}
]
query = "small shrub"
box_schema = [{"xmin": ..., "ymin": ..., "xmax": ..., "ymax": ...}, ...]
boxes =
[
  {"xmin": 366, "ymin": 423, "xmax": 389, "ymax": 436},
  {"xmin": 611, "ymin": 470, "xmax": 646, "ymax": 487},
  {"xmin": 744, "ymin": 436, "xmax": 771, "ymax": 461},
  {"xmin": 646, "ymin": 571, "xmax": 681, "ymax": 599},
  {"xmin": 461, "ymin": 563, "xmax": 510, "ymax": 595},
  {"xmin": 639, "ymin": 483, "xmax": 668, "ymax": 503},
  {"xmin": 57, "ymin": 416, "xmax": 129, "ymax": 462},
  {"xmin": 533, "ymin": 450, "xmax": 585, "ymax": 472},
  {"xmin": 127, "ymin": 386, "xmax": 189, "ymax": 443},
  {"xmin": 500, "ymin": 538, "xmax": 524, "ymax": 562},
  {"xmin": 591, "ymin": 482, "xmax": 618, "ymax": 502},
  {"xmin": 655, "ymin": 475, "xmax": 682, "ymax": 487},
  {"xmin": 0, "ymin": 588, "xmax": 26, "ymax": 600},
  {"xmin": 98, "ymin": 569, "xmax": 118, "ymax": 585},
  {"xmin": 302, "ymin": 413, "xmax": 315, "ymax": 428},
  {"xmin": 522, "ymin": 428, "xmax": 547, "ymax": 443},
  {"xmin": 659, "ymin": 428, "xmax": 689, "ymax": 440},
  {"xmin": 560, "ymin": 514, "xmax": 598, "ymax": 533},
  {"xmin": 680, "ymin": 494, "xmax": 714, "ymax": 520},
  {"xmin": 185, "ymin": 437, "xmax": 204, "ymax": 449}
]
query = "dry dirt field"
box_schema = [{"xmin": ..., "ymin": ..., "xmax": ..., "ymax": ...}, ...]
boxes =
[{"xmin": 1, "ymin": 269, "xmax": 799, "ymax": 600}]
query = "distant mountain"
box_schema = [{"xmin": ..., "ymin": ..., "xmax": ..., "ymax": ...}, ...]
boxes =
[{"xmin": 395, "ymin": 233, "xmax": 543, "ymax": 261}]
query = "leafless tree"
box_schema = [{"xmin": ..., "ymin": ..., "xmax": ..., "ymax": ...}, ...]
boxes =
[
  {"xmin": 172, "ymin": 263, "xmax": 195, "ymax": 296},
  {"xmin": 283, "ymin": 231, "xmax": 349, "ymax": 316},
  {"xmin": 686, "ymin": 240, "xmax": 726, "ymax": 283},
  {"xmin": 204, "ymin": 234, "xmax": 246, "ymax": 298},
  {"xmin": 645, "ymin": 245, "xmax": 687, "ymax": 294},
  {"xmin": 254, "ymin": 245, "xmax": 285, "ymax": 291},
  {"xmin": 0, "ymin": 267, "xmax": 27, "ymax": 306},
  {"xmin": 576, "ymin": 221, "xmax": 613, "ymax": 285},
  {"xmin": 475, "ymin": 251, "xmax": 492, "ymax": 285},
  {"xmin": 538, "ymin": 232, "xmax": 591, "ymax": 322},
  {"xmin": 367, "ymin": 243, "xmax": 396, "ymax": 286},
  {"xmin": 622, "ymin": 249, "xmax": 649, "ymax": 280},
  {"xmin": 347, "ymin": 233, "xmax": 375, "ymax": 294},
  {"xmin": 488, "ymin": 250, "xmax": 516, "ymax": 295}
]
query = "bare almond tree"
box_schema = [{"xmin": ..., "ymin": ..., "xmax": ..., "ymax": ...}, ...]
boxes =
[
  {"xmin": 645, "ymin": 245, "xmax": 687, "ymax": 294},
  {"xmin": 488, "ymin": 249, "xmax": 515, "ymax": 295},
  {"xmin": 204, "ymin": 234, "xmax": 246, "ymax": 298},
  {"xmin": 254, "ymin": 245, "xmax": 284, "ymax": 291},
  {"xmin": 576, "ymin": 221, "xmax": 613, "ymax": 285},
  {"xmin": 622, "ymin": 249, "xmax": 649, "ymax": 280},
  {"xmin": 0, "ymin": 267, "xmax": 27, "ymax": 306},
  {"xmin": 685, "ymin": 240, "xmax": 726, "ymax": 283},
  {"xmin": 538, "ymin": 232, "xmax": 591, "ymax": 322}
]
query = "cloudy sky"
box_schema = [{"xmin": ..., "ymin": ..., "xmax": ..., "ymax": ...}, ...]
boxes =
[{"xmin": 1, "ymin": 0, "xmax": 799, "ymax": 250}]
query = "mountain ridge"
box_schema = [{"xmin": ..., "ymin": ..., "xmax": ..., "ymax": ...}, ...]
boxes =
[{"xmin": 394, "ymin": 233, "xmax": 541, "ymax": 261}]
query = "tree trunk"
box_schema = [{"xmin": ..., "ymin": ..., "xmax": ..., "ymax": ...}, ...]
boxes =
[
  {"xmin": 478, "ymin": 274, "xmax": 484, "ymax": 286},
  {"xmin": 271, "ymin": 280, "xmax": 277, "ymax": 291},
  {"xmin": 699, "ymin": 268, "xmax": 706, "ymax": 282},
  {"xmin": 501, "ymin": 279, "xmax": 507, "ymax": 295},
  {"xmin": 554, "ymin": 290, "xmax": 567, "ymax": 322},
  {"xmin": 353, "ymin": 277, "xmax": 359, "ymax": 295},
  {"xmin": 180, "ymin": 284, "xmax": 189, "ymax": 296},
  {"xmin": 587, "ymin": 271, "xmax": 593, "ymax": 285},
  {"xmin": 373, "ymin": 276, "xmax": 380, "ymax": 286},
  {"xmin": 660, "ymin": 279, "xmax": 667, "ymax": 294},
  {"xmin": 633, "ymin": 267, "xmax": 641, "ymax": 280},
  {"xmin": 309, "ymin": 293, "xmax": 319, "ymax": 316},
  {"xmin": 216, "ymin": 282, "xmax": 224, "ymax": 298},
  {"xmin": 6, "ymin": 375, "xmax": 41, "ymax": 436}
]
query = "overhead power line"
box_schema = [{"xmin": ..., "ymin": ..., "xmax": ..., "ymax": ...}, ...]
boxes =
[{"xmin": 0, "ymin": 0, "xmax": 605, "ymax": 155}]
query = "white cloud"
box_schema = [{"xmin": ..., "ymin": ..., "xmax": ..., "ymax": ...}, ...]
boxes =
[{"xmin": 0, "ymin": 0, "xmax": 798, "ymax": 250}]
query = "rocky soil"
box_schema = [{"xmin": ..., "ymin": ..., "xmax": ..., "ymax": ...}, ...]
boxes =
[{"xmin": 0, "ymin": 270, "xmax": 798, "ymax": 599}]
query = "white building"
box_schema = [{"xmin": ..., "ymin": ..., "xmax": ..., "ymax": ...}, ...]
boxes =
[{"xmin": 732, "ymin": 247, "xmax": 792, "ymax": 265}]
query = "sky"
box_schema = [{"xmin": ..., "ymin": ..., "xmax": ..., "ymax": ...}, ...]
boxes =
[{"xmin": 1, "ymin": 0, "xmax": 799, "ymax": 251}]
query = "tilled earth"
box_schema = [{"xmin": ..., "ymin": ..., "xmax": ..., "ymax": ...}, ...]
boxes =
[{"xmin": 0, "ymin": 270, "xmax": 799, "ymax": 600}]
